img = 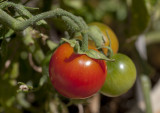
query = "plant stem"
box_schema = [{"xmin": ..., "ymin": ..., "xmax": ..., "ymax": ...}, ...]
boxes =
[
  {"xmin": 146, "ymin": 31, "xmax": 160, "ymax": 45},
  {"xmin": 0, "ymin": 9, "xmax": 17, "ymax": 28},
  {"xmin": 105, "ymin": 30, "xmax": 113, "ymax": 57},
  {"xmin": 0, "ymin": 1, "xmax": 46, "ymax": 25},
  {"xmin": 81, "ymin": 31, "xmax": 88, "ymax": 51},
  {"xmin": 140, "ymin": 75, "xmax": 153, "ymax": 113},
  {"xmin": 0, "ymin": 1, "xmax": 33, "ymax": 18},
  {"xmin": 87, "ymin": 26, "xmax": 104, "ymax": 49},
  {"xmin": 0, "ymin": 8, "xmax": 83, "ymax": 32}
]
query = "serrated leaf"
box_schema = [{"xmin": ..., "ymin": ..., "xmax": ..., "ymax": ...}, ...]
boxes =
[
  {"xmin": 61, "ymin": 38, "xmax": 78, "ymax": 47},
  {"xmin": 85, "ymin": 49, "xmax": 115, "ymax": 61},
  {"xmin": 61, "ymin": 38, "xmax": 114, "ymax": 61}
]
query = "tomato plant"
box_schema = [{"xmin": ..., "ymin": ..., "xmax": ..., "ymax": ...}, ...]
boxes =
[
  {"xmin": 89, "ymin": 22, "xmax": 119, "ymax": 55},
  {"xmin": 49, "ymin": 43, "xmax": 107, "ymax": 99},
  {"xmin": 76, "ymin": 22, "xmax": 119, "ymax": 55},
  {"xmin": 100, "ymin": 53, "xmax": 136, "ymax": 97}
]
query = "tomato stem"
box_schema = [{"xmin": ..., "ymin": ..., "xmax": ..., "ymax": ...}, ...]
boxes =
[
  {"xmin": 0, "ymin": 2, "xmax": 85, "ymax": 32},
  {"xmin": 81, "ymin": 31, "xmax": 88, "ymax": 51},
  {"xmin": 88, "ymin": 26, "xmax": 104, "ymax": 48},
  {"xmin": 105, "ymin": 46, "xmax": 113, "ymax": 58},
  {"xmin": 105, "ymin": 30, "xmax": 113, "ymax": 58}
]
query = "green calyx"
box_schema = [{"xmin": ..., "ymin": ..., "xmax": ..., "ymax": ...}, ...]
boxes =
[
  {"xmin": 88, "ymin": 25, "xmax": 105, "ymax": 48},
  {"xmin": 62, "ymin": 38, "xmax": 114, "ymax": 61}
]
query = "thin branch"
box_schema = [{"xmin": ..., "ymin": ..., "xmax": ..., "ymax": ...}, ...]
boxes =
[
  {"xmin": 0, "ymin": 1, "xmax": 33, "ymax": 18},
  {"xmin": 77, "ymin": 104, "xmax": 84, "ymax": 113},
  {"xmin": 28, "ymin": 53, "xmax": 42, "ymax": 73},
  {"xmin": 88, "ymin": 94, "xmax": 100, "ymax": 113},
  {"xmin": 140, "ymin": 75, "xmax": 153, "ymax": 113},
  {"xmin": 5, "ymin": 59, "xmax": 11, "ymax": 68}
]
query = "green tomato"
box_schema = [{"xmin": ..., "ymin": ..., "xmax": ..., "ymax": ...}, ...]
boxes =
[{"xmin": 101, "ymin": 53, "xmax": 137, "ymax": 97}]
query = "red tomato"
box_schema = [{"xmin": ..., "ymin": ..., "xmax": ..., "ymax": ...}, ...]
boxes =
[{"xmin": 49, "ymin": 43, "xmax": 107, "ymax": 99}]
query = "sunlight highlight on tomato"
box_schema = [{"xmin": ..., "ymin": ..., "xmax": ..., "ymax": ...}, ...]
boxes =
[
  {"xmin": 49, "ymin": 43, "xmax": 107, "ymax": 99},
  {"xmin": 101, "ymin": 53, "xmax": 136, "ymax": 97}
]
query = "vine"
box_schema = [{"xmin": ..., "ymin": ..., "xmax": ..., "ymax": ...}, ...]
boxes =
[{"xmin": 0, "ymin": 1, "xmax": 112, "ymax": 61}]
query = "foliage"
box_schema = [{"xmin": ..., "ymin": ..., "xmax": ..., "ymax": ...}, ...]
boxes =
[{"xmin": 0, "ymin": 0, "xmax": 160, "ymax": 113}]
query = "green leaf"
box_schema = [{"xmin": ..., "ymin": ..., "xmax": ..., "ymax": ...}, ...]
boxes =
[
  {"xmin": 39, "ymin": 65, "xmax": 49, "ymax": 86},
  {"xmin": 10, "ymin": 62, "xmax": 19, "ymax": 79},
  {"xmin": 41, "ymin": 53, "xmax": 52, "ymax": 65},
  {"xmin": 63, "ymin": 0, "xmax": 83, "ymax": 9},
  {"xmin": 62, "ymin": 38, "xmax": 114, "ymax": 61},
  {"xmin": 130, "ymin": 0, "xmax": 150, "ymax": 36},
  {"xmin": 0, "ymin": 28, "xmax": 14, "ymax": 40},
  {"xmin": 85, "ymin": 49, "xmax": 115, "ymax": 61},
  {"xmin": 46, "ymin": 40, "xmax": 58, "ymax": 50},
  {"xmin": 61, "ymin": 38, "xmax": 78, "ymax": 47},
  {"xmin": 17, "ymin": 93, "xmax": 30, "ymax": 108}
]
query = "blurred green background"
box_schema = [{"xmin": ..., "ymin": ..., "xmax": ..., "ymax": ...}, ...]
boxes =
[{"xmin": 0, "ymin": 0, "xmax": 160, "ymax": 113}]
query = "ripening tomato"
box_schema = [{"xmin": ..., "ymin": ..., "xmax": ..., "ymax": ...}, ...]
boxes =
[
  {"xmin": 75, "ymin": 22, "xmax": 119, "ymax": 55},
  {"xmin": 88, "ymin": 22, "xmax": 119, "ymax": 55},
  {"xmin": 100, "ymin": 53, "xmax": 136, "ymax": 97},
  {"xmin": 49, "ymin": 43, "xmax": 107, "ymax": 99}
]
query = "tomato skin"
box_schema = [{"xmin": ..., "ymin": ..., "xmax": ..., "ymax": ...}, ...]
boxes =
[
  {"xmin": 88, "ymin": 22, "xmax": 119, "ymax": 55},
  {"xmin": 49, "ymin": 43, "xmax": 107, "ymax": 99},
  {"xmin": 100, "ymin": 53, "xmax": 136, "ymax": 97}
]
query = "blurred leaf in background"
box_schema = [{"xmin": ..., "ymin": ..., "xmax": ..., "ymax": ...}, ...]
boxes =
[
  {"xmin": 0, "ymin": 0, "xmax": 160, "ymax": 113},
  {"xmin": 130, "ymin": 0, "xmax": 150, "ymax": 36}
]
